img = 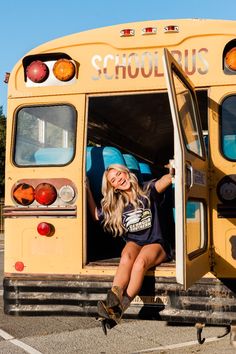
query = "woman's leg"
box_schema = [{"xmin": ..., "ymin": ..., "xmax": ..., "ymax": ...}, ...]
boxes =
[
  {"xmin": 112, "ymin": 241, "xmax": 141, "ymax": 292},
  {"xmin": 125, "ymin": 243, "xmax": 167, "ymax": 300}
]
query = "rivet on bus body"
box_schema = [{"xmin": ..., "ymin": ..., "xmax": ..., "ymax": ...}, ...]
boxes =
[{"xmin": 15, "ymin": 261, "xmax": 25, "ymax": 272}]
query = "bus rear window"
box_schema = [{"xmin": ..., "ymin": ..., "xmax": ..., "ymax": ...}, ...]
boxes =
[
  {"xmin": 14, "ymin": 105, "xmax": 76, "ymax": 166},
  {"xmin": 221, "ymin": 96, "xmax": 236, "ymax": 161}
]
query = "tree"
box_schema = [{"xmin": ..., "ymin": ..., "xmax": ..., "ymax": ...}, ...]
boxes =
[{"xmin": 0, "ymin": 106, "xmax": 6, "ymax": 197}]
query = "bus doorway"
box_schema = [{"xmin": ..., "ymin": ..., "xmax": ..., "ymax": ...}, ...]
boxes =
[{"xmin": 85, "ymin": 90, "xmax": 208, "ymax": 266}]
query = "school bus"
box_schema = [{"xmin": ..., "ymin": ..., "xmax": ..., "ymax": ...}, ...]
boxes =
[{"xmin": 3, "ymin": 19, "xmax": 236, "ymax": 344}]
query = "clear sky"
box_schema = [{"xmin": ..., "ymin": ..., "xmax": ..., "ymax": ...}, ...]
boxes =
[{"xmin": 1, "ymin": 0, "xmax": 236, "ymax": 115}]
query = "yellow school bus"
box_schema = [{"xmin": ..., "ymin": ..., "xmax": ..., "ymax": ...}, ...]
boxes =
[{"xmin": 3, "ymin": 19, "xmax": 236, "ymax": 343}]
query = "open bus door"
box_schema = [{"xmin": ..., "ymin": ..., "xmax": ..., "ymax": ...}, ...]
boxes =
[{"xmin": 163, "ymin": 48, "xmax": 211, "ymax": 289}]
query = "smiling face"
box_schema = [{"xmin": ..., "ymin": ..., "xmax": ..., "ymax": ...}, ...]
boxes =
[{"xmin": 107, "ymin": 168, "xmax": 131, "ymax": 191}]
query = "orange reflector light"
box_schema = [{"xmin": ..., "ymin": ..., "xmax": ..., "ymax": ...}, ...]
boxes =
[
  {"xmin": 37, "ymin": 222, "xmax": 54, "ymax": 236},
  {"xmin": 15, "ymin": 261, "xmax": 25, "ymax": 272},
  {"xmin": 13, "ymin": 183, "xmax": 35, "ymax": 206},
  {"xmin": 26, "ymin": 60, "xmax": 49, "ymax": 83},
  {"xmin": 141, "ymin": 27, "xmax": 157, "ymax": 35},
  {"xmin": 35, "ymin": 183, "xmax": 57, "ymax": 205},
  {"xmin": 164, "ymin": 25, "xmax": 179, "ymax": 33},
  {"xmin": 53, "ymin": 59, "xmax": 76, "ymax": 81},
  {"xmin": 120, "ymin": 29, "xmax": 135, "ymax": 37},
  {"xmin": 225, "ymin": 47, "xmax": 236, "ymax": 71}
]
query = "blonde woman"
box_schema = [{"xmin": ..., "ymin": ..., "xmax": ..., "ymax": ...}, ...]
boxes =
[{"xmin": 86, "ymin": 163, "xmax": 173, "ymax": 327}]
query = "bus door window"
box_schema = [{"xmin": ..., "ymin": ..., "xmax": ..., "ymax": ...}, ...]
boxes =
[
  {"xmin": 221, "ymin": 95, "xmax": 236, "ymax": 160},
  {"xmin": 14, "ymin": 105, "xmax": 76, "ymax": 166}
]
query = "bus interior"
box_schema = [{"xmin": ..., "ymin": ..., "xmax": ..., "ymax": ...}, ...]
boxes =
[{"xmin": 86, "ymin": 90, "xmax": 208, "ymax": 266}]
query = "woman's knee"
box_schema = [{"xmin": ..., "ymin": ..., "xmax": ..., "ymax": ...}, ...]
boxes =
[{"xmin": 132, "ymin": 257, "xmax": 147, "ymax": 273}]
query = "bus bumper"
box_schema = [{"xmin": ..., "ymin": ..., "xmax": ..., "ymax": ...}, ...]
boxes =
[{"xmin": 3, "ymin": 276, "xmax": 236, "ymax": 325}]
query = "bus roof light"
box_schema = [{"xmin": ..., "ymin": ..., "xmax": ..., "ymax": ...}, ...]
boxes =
[
  {"xmin": 120, "ymin": 29, "xmax": 135, "ymax": 37},
  {"xmin": 35, "ymin": 183, "xmax": 57, "ymax": 205},
  {"xmin": 26, "ymin": 60, "xmax": 49, "ymax": 83},
  {"xmin": 53, "ymin": 59, "xmax": 76, "ymax": 81},
  {"xmin": 141, "ymin": 27, "xmax": 157, "ymax": 35},
  {"xmin": 225, "ymin": 47, "xmax": 236, "ymax": 71},
  {"xmin": 164, "ymin": 25, "xmax": 179, "ymax": 33}
]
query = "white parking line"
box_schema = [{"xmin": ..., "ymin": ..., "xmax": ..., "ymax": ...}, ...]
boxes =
[
  {"xmin": 132, "ymin": 336, "xmax": 223, "ymax": 353},
  {"xmin": 0, "ymin": 329, "xmax": 42, "ymax": 354}
]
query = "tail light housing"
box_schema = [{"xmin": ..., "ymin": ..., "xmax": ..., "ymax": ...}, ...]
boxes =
[
  {"xmin": 13, "ymin": 183, "xmax": 35, "ymax": 206},
  {"xmin": 34, "ymin": 183, "xmax": 57, "ymax": 205}
]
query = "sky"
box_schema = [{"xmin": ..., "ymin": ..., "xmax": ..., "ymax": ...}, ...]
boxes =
[{"xmin": 1, "ymin": 0, "xmax": 236, "ymax": 115}]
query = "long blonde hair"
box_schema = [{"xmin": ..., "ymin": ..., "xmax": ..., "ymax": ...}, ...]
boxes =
[{"xmin": 101, "ymin": 164, "xmax": 150, "ymax": 236}]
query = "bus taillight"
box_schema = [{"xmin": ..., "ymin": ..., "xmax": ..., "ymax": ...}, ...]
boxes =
[
  {"xmin": 37, "ymin": 222, "xmax": 54, "ymax": 237},
  {"xmin": 13, "ymin": 183, "xmax": 35, "ymax": 206},
  {"xmin": 34, "ymin": 183, "xmax": 57, "ymax": 205},
  {"xmin": 53, "ymin": 59, "xmax": 76, "ymax": 81},
  {"xmin": 58, "ymin": 185, "xmax": 75, "ymax": 203},
  {"xmin": 225, "ymin": 47, "xmax": 236, "ymax": 71},
  {"xmin": 26, "ymin": 60, "xmax": 49, "ymax": 83}
]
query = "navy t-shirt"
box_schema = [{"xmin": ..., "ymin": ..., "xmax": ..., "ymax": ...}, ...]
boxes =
[{"xmin": 97, "ymin": 180, "xmax": 172, "ymax": 260}]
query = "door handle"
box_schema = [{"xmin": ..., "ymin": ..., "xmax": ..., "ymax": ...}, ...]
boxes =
[{"xmin": 186, "ymin": 163, "xmax": 193, "ymax": 189}]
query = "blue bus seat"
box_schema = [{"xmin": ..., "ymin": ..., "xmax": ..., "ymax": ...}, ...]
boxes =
[
  {"xmin": 86, "ymin": 146, "xmax": 126, "ymax": 204},
  {"xmin": 223, "ymin": 135, "xmax": 236, "ymax": 159},
  {"xmin": 138, "ymin": 162, "xmax": 153, "ymax": 181},
  {"xmin": 123, "ymin": 154, "xmax": 143, "ymax": 183},
  {"xmin": 34, "ymin": 147, "xmax": 73, "ymax": 164}
]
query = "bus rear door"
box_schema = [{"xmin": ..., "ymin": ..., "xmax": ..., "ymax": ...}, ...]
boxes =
[{"xmin": 163, "ymin": 48, "xmax": 211, "ymax": 289}]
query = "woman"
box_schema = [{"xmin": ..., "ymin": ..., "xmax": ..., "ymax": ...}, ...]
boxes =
[{"xmin": 86, "ymin": 163, "xmax": 173, "ymax": 325}]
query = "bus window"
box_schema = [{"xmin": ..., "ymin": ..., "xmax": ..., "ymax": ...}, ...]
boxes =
[
  {"xmin": 14, "ymin": 105, "xmax": 76, "ymax": 166},
  {"xmin": 173, "ymin": 72, "xmax": 203, "ymax": 157},
  {"xmin": 221, "ymin": 95, "xmax": 236, "ymax": 160},
  {"xmin": 186, "ymin": 200, "xmax": 207, "ymax": 257}
]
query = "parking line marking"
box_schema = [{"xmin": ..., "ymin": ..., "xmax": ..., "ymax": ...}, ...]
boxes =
[
  {"xmin": 0, "ymin": 329, "xmax": 42, "ymax": 354},
  {"xmin": 132, "ymin": 336, "xmax": 223, "ymax": 353}
]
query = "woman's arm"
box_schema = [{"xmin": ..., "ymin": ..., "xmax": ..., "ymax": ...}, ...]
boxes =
[
  {"xmin": 155, "ymin": 173, "xmax": 173, "ymax": 193},
  {"xmin": 86, "ymin": 178, "xmax": 99, "ymax": 221}
]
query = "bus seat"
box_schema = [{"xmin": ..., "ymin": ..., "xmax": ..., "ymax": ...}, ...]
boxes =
[
  {"xmin": 34, "ymin": 147, "xmax": 73, "ymax": 164},
  {"xmin": 138, "ymin": 162, "xmax": 153, "ymax": 181},
  {"xmin": 86, "ymin": 146, "xmax": 126, "ymax": 204},
  {"xmin": 123, "ymin": 154, "xmax": 143, "ymax": 183},
  {"xmin": 223, "ymin": 135, "xmax": 236, "ymax": 159}
]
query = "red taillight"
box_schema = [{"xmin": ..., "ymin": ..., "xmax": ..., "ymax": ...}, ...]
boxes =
[
  {"xmin": 13, "ymin": 183, "xmax": 35, "ymax": 206},
  {"xmin": 35, "ymin": 183, "xmax": 57, "ymax": 205},
  {"xmin": 37, "ymin": 222, "xmax": 54, "ymax": 236},
  {"xmin": 15, "ymin": 261, "xmax": 25, "ymax": 272},
  {"xmin": 53, "ymin": 59, "xmax": 76, "ymax": 81},
  {"xmin": 26, "ymin": 60, "xmax": 49, "ymax": 83}
]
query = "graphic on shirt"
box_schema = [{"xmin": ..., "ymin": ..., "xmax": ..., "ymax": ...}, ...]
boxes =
[{"xmin": 123, "ymin": 208, "xmax": 152, "ymax": 233}]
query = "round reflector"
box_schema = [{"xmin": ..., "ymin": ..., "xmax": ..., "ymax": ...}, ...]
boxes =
[
  {"xmin": 35, "ymin": 183, "xmax": 57, "ymax": 205},
  {"xmin": 15, "ymin": 261, "xmax": 25, "ymax": 272},
  {"xmin": 53, "ymin": 59, "xmax": 75, "ymax": 81},
  {"xmin": 59, "ymin": 185, "xmax": 75, "ymax": 202},
  {"xmin": 37, "ymin": 222, "xmax": 54, "ymax": 236},
  {"xmin": 13, "ymin": 183, "xmax": 35, "ymax": 206},
  {"xmin": 26, "ymin": 60, "xmax": 49, "ymax": 83}
]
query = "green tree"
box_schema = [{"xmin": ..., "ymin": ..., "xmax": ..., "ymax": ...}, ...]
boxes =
[{"xmin": 0, "ymin": 106, "xmax": 6, "ymax": 197}]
